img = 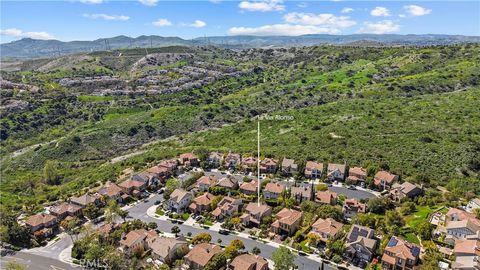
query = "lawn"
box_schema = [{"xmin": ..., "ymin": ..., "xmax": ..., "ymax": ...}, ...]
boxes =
[
  {"xmin": 403, "ymin": 233, "xmax": 420, "ymax": 245},
  {"xmin": 155, "ymin": 206, "xmax": 164, "ymax": 216},
  {"xmin": 405, "ymin": 205, "xmax": 442, "ymax": 228}
]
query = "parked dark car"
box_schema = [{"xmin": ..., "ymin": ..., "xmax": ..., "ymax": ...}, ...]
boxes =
[
  {"xmin": 219, "ymin": 229, "xmax": 230, "ymax": 235},
  {"xmin": 154, "ymin": 200, "xmax": 161, "ymax": 205}
]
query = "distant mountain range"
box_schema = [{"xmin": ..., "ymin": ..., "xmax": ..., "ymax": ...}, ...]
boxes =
[{"xmin": 1, "ymin": 34, "xmax": 479, "ymax": 59}]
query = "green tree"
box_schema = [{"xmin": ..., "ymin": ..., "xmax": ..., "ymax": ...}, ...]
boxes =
[
  {"xmin": 104, "ymin": 200, "xmax": 121, "ymax": 224},
  {"xmin": 171, "ymin": 226, "xmax": 180, "ymax": 236},
  {"xmin": 224, "ymin": 239, "xmax": 245, "ymax": 259},
  {"xmin": 43, "ymin": 160, "xmax": 59, "ymax": 185},
  {"xmin": 252, "ymin": 246, "xmax": 261, "ymax": 255},
  {"xmin": 83, "ymin": 203, "xmax": 102, "ymax": 220},
  {"xmin": 148, "ymin": 222, "xmax": 158, "ymax": 230},
  {"xmin": 416, "ymin": 220, "xmax": 433, "ymax": 240},
  {"xmin": 192, "ymin": 232, "xmax": 212, "ymax": 245},
  {"xmin": 204, "ymin": 252, "xmax": 227, "ymax": 270},
  {"xmin": 164, "ymin": 179, "xmax": 180, "ymax": 200},
  {"xmin": 272, "ymin": 246, "xmax": 296, "ymax": 270}
]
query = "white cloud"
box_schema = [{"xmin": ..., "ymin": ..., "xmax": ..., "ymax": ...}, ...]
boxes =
[
  {"xmin": 190, "ymin": 20, "xmax": 207, "ymax": 28},
  {"xmin": 228, "ymin": 24, "xmax": 343, "ymax": 36},
  {"xmin": 83, "ymin": 13, "xmax": 130, "ymax": 21},
  {"xmin": 139, "ymin": 0, "xmax": 159, "ymax": 6},
  {"xmin": 358, "ymin": 20, "xmax": 400, "ymax": 34},
  {"xmin": 370, "ymin": 6, "xmax": 391, "ymax": 17},
  {"xmin": 403, "ymin": 5, "xmax": 431, "ymax": 16},
  {"xmin": 341, "ymin": 7, "xmax": 354, "ymax": 14},
  {"xmin": 209, "ymin": 0, "xmax": 222, "ymax": 3},
  {"xmin": 297, "ymin": 2, "xmax": 307, "ymax": 8},
  {"xmin": 238, "ymin": 0, "xmax": 285, "ymax": 12},
  {"xmin": 79, "ymin": 0, "xmax": 103, "ymax": 4},
  {"xmin": 399, "ymin": 14, "xmax": 406, "ymax": 18},
  {"xmin": 152, "ymin": 19, "xmax": 172, "ymax": 27},
  {"xmin": 0, "ymin": 28, "xmax": 54, "ymax": 40},
  {"xmin": 283, "ymin": 12, "xmax": 356, "ymax": 28}
]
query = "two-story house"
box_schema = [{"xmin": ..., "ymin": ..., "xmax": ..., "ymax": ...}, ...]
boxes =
[
  {"xmin": 445, "ymin": 208, "xmax": 480, "ymax": 244},
  {"xmin": 119, "ymin": 229, "xmax": 157, "ymax": 256},
  {"xmin": 310, "ymin": 218, "xmax": 344, "ymax": 244},
  {"xmin": 230, "ymin": 254, "xmax": 269, "ymax": 270},
  {"xmin": 207, "ymin": 152, "xmax": 223, "ymax": 168},
  {"xmin": 179, "ymin": 152, "xmax": 199, "ymax": 168},
  {"xmin": 25, "ymin": 213, "xmax": 57, "ymax": 237},
  {"xmin": 327, "ymin": 163, "xmax": 347, "ymax": 181},
  {"xmin": 49, "ymin": 202, "xmax": 83, "ymax": 220},
  {"xmin": 291, "ymin": 186, "xmax": 313, "ymax": 203},
  {"xmin": 241, "ymin": 157, "xmax": 257, "ymax": 172},
  {"xmin": 381, "ymin": 236, "xmax": 420, "ymax": 270},
  {"xmin": 239, "ymin": 180, "xmax": 258, "ymax": 196},
  {"xmin": 224, "ymin": 153, "xmax": 241, "ymax": 170},
  {"xmin": 196, "ymin": 175, "xmax": 216, "ymax": 192},
  {"xmin": 240, "ymin": 202, "xmax": 272, "ymax": 227},
  {"xmin": 167, "ymin": 189, "xmax": 193, "ymax": 213},
  {"xmin": 263, "ymin": 182, "xmax": 286, "ymax": 200},
  {"xmin": 452, "ymin": 239, "xmax": 480, "ymax": 270},
  {"xmin": 259, "ymin": 158, "xmax": 278, "ymax": 174},
  {"xmin": 119, "ymin": 179, "xmax": 147, "ymax": 197},
  {"xmin": 211, "ymin": 196, "xmax": 243, "ymax": 221},
  {"xmin": 315, "ymin": 190, "xmax": 338, "ymax": 206},
  {"xmin": 184, "ymin": 243, "xmax": 222, "ymax": 270},
  {"xmin": 304, "ymin": 161, "xmax": 323, "ymax": 179},
  {"xmin": 98, "ymin": 182, "xmax": 125, "ymax": 203},
  {"xmin": 189, "ymin": 193, "xmax": 215, "ymax": 215},
  {"xmin": 281, "ymin": 158, "xmax": 298, "ymax": 175},
  {"xmin": 343, "ymin": 198, "xmax": 367, "ymax": 219},
  {"xmin": 215, "ymin": 176, "xmax": 239, "ymax": 190},
  {"xmin": 347, "ymin": 167, "xmax": 367, "ymax": 185},
  {"xmin": 374, "ymin": 171, "xmax": 399, "ymax": 190},
  {"xmin": 345, "ymin": 225, "xmax": 378, "ymax": 266},
  {"xmin": 271, "ymin": 208, "xmax": 303, "ymax": 236},
  {"xmin": 389, "ymin": 182, "xmax": 423, "ymax": 202},
  {"xmin": 149, "ymin": 237, "xmax": 189, "ymax": 264}
]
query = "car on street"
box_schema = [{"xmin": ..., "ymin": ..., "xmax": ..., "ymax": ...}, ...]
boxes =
[
  {"xmin": 219, "ymin": 229, "xmax": 230, "ymax": 235},
  {"xmin": 194, "ymin": 216, "xmax": 203, "ymax": 221},
  {"xmin": 158, "ymin": 188, "xmax": 165, "ymax": 194},
  {"xmin": 154, "ymin": 200, "xmax": 161, "ymax": 205},
  {"xmin": 348, "ymin": 185, "xmax": 357, "ymax": 190}
]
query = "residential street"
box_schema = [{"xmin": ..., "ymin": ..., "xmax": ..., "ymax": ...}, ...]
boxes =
[
  {"xmin": 128, "ymin": 193, "xmax": 338, "ymax": 270},
  {"xmin": 0, "ymin": 250, "xmax": 80, "ymax": 270}
]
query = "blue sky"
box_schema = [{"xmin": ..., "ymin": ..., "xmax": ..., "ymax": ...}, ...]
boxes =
[{"xmin": 1, "ymin": 0, "xmax": 479, "ymax": 43}]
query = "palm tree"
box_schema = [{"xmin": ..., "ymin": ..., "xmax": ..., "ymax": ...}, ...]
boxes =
[{"xmin": 104, "ymin": 200, "xmax": 121, "ymax": 224}]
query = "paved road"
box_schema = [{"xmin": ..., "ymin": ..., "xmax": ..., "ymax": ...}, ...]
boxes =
[
  {"xmin": 328, "ymin": 186, "xmax": 376, "ymax": 200},
  {"xmin": 0, "ymin": 250, "xmax": 80, "ymax": 270},
  {"xmin": 128, "ymin": 194, "xmax": 336, "ymax": 270},
  {"xmin": 26, "ymin": 233, "xmax": 73, "ymax": 260}
]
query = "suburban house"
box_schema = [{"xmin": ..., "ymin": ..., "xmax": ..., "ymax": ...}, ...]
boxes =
[
  {"xmin": 167, "ymin": 189, "xmax": 193, "ymax": 213},
  {"xmin": 345, "ymin": 225, "xmax": 378, "ymax": 265},
  {"xmin": 119, "ymin": 229, "xmax": 157, "ymax": 255},
  {"xmin": 157, "ymin": 159, "xmax": 178, "ymax": 174},
  {"xmin": 315, "ymin": 191, "xmax": 338, "ymax": 206},
  {"xmin": 310, "ymin": 218, "xmax": 344, "ymax": 243},
  {"xmin": 184, "ymin": 243, "xmax": 222, "ymax": 270},
  {"xmin": 452, "ymin": 239, "xmax": 480, "ymax": 270},
  {"xmin": 215, "ymin": 176, "xmax": 239, "ymax": 190},
  {"xmin": 189, "ymin": 193, "xmax": 215, "ymax": 215},
  {"xmin": 119, "ymin": 179, "xmax": 147, "ymax": 197},
  {"xmin": 240, "ymin": 202, "xmax": 272, "ymax": 227},
  {"xmin": 343, "ymin": 199, "xmax": 367, "ymax": 219},
  {"xmin": 389, "ymin": 182, "xmax": 423, "ymax": 202},
  {"xmin": 466, "ymin": 198, "xmax": 480, "ymax": 213},
  {"xmin": 98, "ymin": 182, "xmax": 124, "ymax": 203},
  {"xmin": 241, "ymin": 157, "xmax": 257, "ymax": 172},
  {"xmin": 240, "ymin": 180, "xmax": 258, "ymax": 196},
  {"xmin": 327, "ymin": 163, "xmax": 347, "ymax": 181},
  {"xmin": 263, "ymin": 182, "xmax": 286, "ymax": 200},
  {"xmin": 225, "ymin": 153, "xmax": 241, "ymax": 170},
  {"xmin": 70, "ymin": 193, "xmax": 103, "ymax": 208},
  {"xmin": 381, "ymin": 236, "xmax": 420, "ymax": 270},
  {"xmin": 49, "ymin": 202, "xmax": 83, "ymax": 220},
  {"xmin": 281, "ymin": 158, "xmax": 298, "ymax": 175},
  {"xmin": 271, "ymin": 208, "xmax": 303, "ymax": 236},
  {"xmin": 445, "ymin": 208, "xmax": 480, "ymax": 243},
  {"xmin": 25, "ymin": 213, "xmax": 57, "ymax": 236},
  {"xmin": 134, "ymin": 170, "xmax": 161, "ymax": 186},
  {"xmin": 374, "ymin": 171, "xmax": 399, "ymax": 190},
  {"xmin": 196, "ymin": 175, "xmax": 216, "ymax": 192},
  {"xmin": 207, "ymin": 152, "xmax": 223, "ymax": 168},
  {"xmin": 229, "ymin": 254, "xmax": 269, "ymax": 270},
  {"xmin": 97, "ymin": 223, "xmax": 119, "ymax": 237},
  {"xmin": 212, "ymin": 196, "xmax": 243, "ymax": 221},
  {"xmin": 291, "ymin": 186, "xmax": 313, "ymax": 203},
  {"xmin": 149, "ymin": 237, "xmax": 189, "ymax": 264},
  {"xmin": 179, "ymin": 153, "xmax": 199, "ymax": 168},
  {"xmin": 304, "ymin": 161, "xmax": 323, "ymax": 179},
  {"xmin": 347, "ymin": 167, "xmax": 367, "ymax": 185},
  {"xmin": 259, "ymin": 158, "xmax": 278, "ymax": 174}
]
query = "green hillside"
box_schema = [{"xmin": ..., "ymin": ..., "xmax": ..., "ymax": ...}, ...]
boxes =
[{"xmin": 1, "ymin": 44, "xmax": 479, "ymax": 210}]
